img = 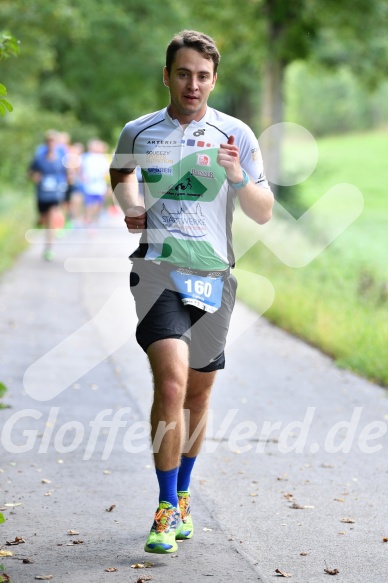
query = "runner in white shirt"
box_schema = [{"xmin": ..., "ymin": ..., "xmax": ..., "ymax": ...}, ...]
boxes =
[
  {"xmin": 82, "ymin": 139, "xmax": 109, "ymax": 224},
  {"xmin": 110, "ymin": 30, "xmax": 274, "ymax": 555}
]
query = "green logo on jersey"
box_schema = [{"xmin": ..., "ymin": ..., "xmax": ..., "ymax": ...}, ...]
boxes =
[{"xmin": 164, "ymin": 171, "xmax": 207, "ymax": 200}]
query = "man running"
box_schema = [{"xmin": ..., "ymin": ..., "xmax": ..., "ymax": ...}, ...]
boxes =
[{"xmin": 110, "ymin": 30, "xmax": 274, "ymax": 554}]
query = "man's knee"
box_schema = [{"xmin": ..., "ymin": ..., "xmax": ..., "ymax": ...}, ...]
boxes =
[
  {"xmin": 184, "ymin": 391, "xmax": 211, "ymax": 415},
  {"xmin": 154, "ymin": 377, "xmax": 186, "ymax": 408}
]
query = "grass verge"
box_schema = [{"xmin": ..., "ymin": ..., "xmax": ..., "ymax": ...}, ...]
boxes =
[
  {"xmin": 234, "ymin": 129, "xmax": 388, "ymax": 387},
  {"xmin": 0, "ymin": 189, "xmax": 34, "ymax": 276}
]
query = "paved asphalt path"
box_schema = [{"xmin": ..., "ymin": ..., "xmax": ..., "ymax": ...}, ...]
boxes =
[{"xmin": 0, "ymin": 211, "xmax": 387, "ymax": 583}]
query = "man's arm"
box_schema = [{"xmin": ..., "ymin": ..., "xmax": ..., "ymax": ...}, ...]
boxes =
[
  {"xmin": 217, "ymin": 135, "xmax": 274, "ymax": 225},
  {"xmin": 236, "ymin": 181, "xmax": 274, "ymax": 225},
  {"xmin": 28, "ymin": 170, "xmax": 42, "ymax": 184},
  {"xmin": 109, "ymin": 168, "xmax": 146, "ymax": 232}
]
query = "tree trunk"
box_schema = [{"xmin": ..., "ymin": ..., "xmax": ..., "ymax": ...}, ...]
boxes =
[
  {"xmin": 260, "ymin": 0, "xmax": 287, "ymax": 194},
  {"xmin": 227, "ymin": 92, "xmax": 256, "ymax": 129},
  {"xmin": 260, "ymin": 54, "xmax": 285, "ymax": 193}
]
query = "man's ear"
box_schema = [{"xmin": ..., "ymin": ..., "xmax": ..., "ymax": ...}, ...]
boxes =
[{"xmin": 163, "ymin": 67, "xmax": 169, "ymax": 87}]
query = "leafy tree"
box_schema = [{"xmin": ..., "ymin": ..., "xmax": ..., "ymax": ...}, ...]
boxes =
[
  {"xmin": 1, "ymin": 0, "xmax": 388, "ymax": 186},
  {"xmin": 259, "ymin": 0, "xmax": 388, "ymax": 189},
  {"xmin": 0, "ymin": 32, "xmax": 20, "ymax": 116}
]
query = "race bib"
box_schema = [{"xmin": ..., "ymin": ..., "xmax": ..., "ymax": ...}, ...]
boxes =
[
  {"xmin": 170, "ymin": 269, "xmax": 224, "ymax": 313},
  {"xmin": 41, "ymin": 175, "xmax": 58, "ymax": 191}
]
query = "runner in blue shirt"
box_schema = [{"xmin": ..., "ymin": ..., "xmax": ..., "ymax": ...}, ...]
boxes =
[{"xmin": 29, "ymin": 130, "xmax": 68, "ymax": 260}]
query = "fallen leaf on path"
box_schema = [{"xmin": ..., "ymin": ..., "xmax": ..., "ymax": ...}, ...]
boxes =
[
  {"xmin": 321, "ymin": 463, "xmax": 335, "ymax": 469},
  {"xmin": 300, "ymin": 552, "xmax": 309, "ymax": 556},
  {"xmin": 6, "ymin": 536, "xmax": 25, "ymax": 545},
  {"xmin": 283, "ymin": 493, "xmax": 295, "ymax": 501},
  {"xmin": 383, "ymin": 537, "xmax": 388, "ymax": 543},
  {"xmin": 0, "ymin": 550, "xmax": 13, "ymax": 557},
  {"xmin": 22, "ymin": 558, "xmax": 34, "ymax": 563},
  {"xmin": 35, "ymin": 576, "xmax": 54, "ymax": 580},
  {"xmin": 275, "ymin": 568, "xmax": 292, "ymax": 577},
  {"xmin": 131, "ymin": 562, "xmax": 153, "ymax": 569},
  {"xmin": 203, "ymin": 527, "xmax": 212, "ymax": 531},
  {"xmin": 340, "ymin": 518, "xmax": 355, "ymax": 524},
  {"xmin": 334, "ymin": 498, "xmax": 345, "ymax": 502},
  {"xmin": 66, "ymin": 540, "xmax": 84, "ymax": 545},
  {"xmin": 0, "ymin": 572, "xmax": 10, "ymax": 582},
  {"xmin": 249, "ymin": 493, "xmax": 258, "ymax": 497},
  {"xmin": 338, "ymin": 531, "xmax": 347, "ymax": 535},
  {"xmin": 106, "ymin": 505, "xmax": 116, "ymax": 512},
  {"xmin": 105, "ymin": 567, "xmax": 118, "ymax": 572},
  {"xmin": 103, "ymin": 470, "xmax": 111, "ymax": 475},
  {"xmin": 290, "ymin": 503, "xmax": 314, "ymax": 510},
  {"xmin": 41, "ymin": 479, "xmax": 51, "ymax": 484},
  {"xmin": 67, "ymin": 530, "xmax": 79, "ymax": 535},
  {"xmin": 4, "ymin": 503, "xmax": 22, "ymax": 507},
  {"xmin": 136, "ymin": 576, "xmax": 152, "ymax": 582},
  {"xmin": 324, "ymin": 567, "xmax": 340, "ymax": 575}
]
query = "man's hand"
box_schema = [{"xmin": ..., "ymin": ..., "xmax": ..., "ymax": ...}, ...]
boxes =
[
  {"xmin": 217, "ymin": 135, "xmax": 244, "ymax": 183},
  {"xmin": 124, "ymin": 205, "xmax": 146, "ymax": 233}
]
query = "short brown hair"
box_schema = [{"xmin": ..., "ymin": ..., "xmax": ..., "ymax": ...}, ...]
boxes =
[{"xmin": 166, "ymin": 30, "xmax": 220, "ymax": 74}]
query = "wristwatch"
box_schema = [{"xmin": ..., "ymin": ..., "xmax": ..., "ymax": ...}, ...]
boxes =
[{"xmin": 227, "ymin": 168, "xmax": 249, "ymax": 190}]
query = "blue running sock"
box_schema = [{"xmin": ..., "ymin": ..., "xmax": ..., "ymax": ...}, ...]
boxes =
[
  {"xmin": 155, "ymin": 467, "xmax": 179, "ymax": 507},
  {"xmin": 177, "ymin": 455, "xmax": 197, "ymax": 492}
]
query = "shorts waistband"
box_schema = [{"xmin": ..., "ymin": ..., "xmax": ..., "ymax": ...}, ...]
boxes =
[
  {"xmin": 131, "ymin": 258, "xmax": 230, "ymax": 279},
  {"xmin": 173, "ymin": 266, "xmax": 230, "ymax": 279}
]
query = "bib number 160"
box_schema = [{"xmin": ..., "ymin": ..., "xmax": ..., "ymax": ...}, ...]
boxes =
[{"xmin": 185, "ymin": 278, "xmax": 212, "ymax": 298}]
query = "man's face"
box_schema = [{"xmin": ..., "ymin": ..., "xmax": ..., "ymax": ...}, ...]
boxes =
[{"xmin": 163, "ymin": 47, "xmax": 217, "ymax": 123}]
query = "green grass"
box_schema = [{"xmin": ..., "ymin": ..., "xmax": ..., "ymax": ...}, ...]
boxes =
[
  {"xmin": 234, "ymin": 129, "xmax": 388, "ymax": 387},
  {"xmin": 0, "ymin": 188, "xmax": 34, "ymax": 275}
]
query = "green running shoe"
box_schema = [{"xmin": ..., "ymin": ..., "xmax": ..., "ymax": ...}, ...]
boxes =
[
  {"xmin": 176, "ymin": 491, "xmax": 194, "ymax": 540},
  {"xmin": 144, "ymin": 501, "xmax": 181, "ymax": 554},
  {"xmin": 43, "ymin": 248, "xmax": 54, "ymax": 261}
]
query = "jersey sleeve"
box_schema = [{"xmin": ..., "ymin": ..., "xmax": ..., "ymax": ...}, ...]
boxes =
[
  {"xmin": 238, "ymin": 127, "xmax": 270, "ymax": 190},
  {"xmin": 110, "ymin": 123, "xmax": 137, "ymax": 173}
]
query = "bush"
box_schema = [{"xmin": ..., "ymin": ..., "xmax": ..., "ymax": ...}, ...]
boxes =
[{"xmin": 285, "ymin": 61, "xmax": 388, "ymax": 136}]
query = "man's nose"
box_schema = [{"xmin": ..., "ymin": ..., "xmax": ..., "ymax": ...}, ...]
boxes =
[{"xmin": 187, "ymin": 75, "xmax": 199, "ymax": 90}]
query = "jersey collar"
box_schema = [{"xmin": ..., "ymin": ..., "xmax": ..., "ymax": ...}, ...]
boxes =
[{"xmin": 165, "ymin": 106, "xmax": 212, "ymax": 129}]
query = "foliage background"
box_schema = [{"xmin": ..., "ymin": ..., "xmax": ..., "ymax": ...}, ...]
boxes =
[{"xmin": 1, "ymin": 0, "xmax": 388, "ymax": 185}]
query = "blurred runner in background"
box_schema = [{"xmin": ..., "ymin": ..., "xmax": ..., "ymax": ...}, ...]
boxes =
[
  {"xmin": 62, "ymin": 141, "xmax": 85, "ymax": 226},
  {"xmin": 81, "ymin": 139, "xmax": 110, "ymax": 225},
  {"xmin": 28, "ymin": 130, "xmax": 68, "ymax": 260}
]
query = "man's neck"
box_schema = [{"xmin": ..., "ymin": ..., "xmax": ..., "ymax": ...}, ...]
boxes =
[{"xmin": 167, "ymin": 105, "xmax": 208, "ymax": 126}]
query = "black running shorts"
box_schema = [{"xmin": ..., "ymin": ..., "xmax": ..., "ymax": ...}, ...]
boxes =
[
  {"xmin": 37, "ymin": 200, "xmax": 59, "ymax": 214},
  {"xmin": 129, "ymin": 259, "xmax": 237, "ymax": 372}
]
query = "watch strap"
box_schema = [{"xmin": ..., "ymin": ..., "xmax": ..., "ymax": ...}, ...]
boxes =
[{"xmin": 227, "ymin": 168, "xmax": 249, "ymax": 190}]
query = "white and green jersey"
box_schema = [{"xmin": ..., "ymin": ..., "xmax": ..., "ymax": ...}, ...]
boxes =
[{"xmin": 111, "ymin": 106, "xmax": 269, "ymax": 271}]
